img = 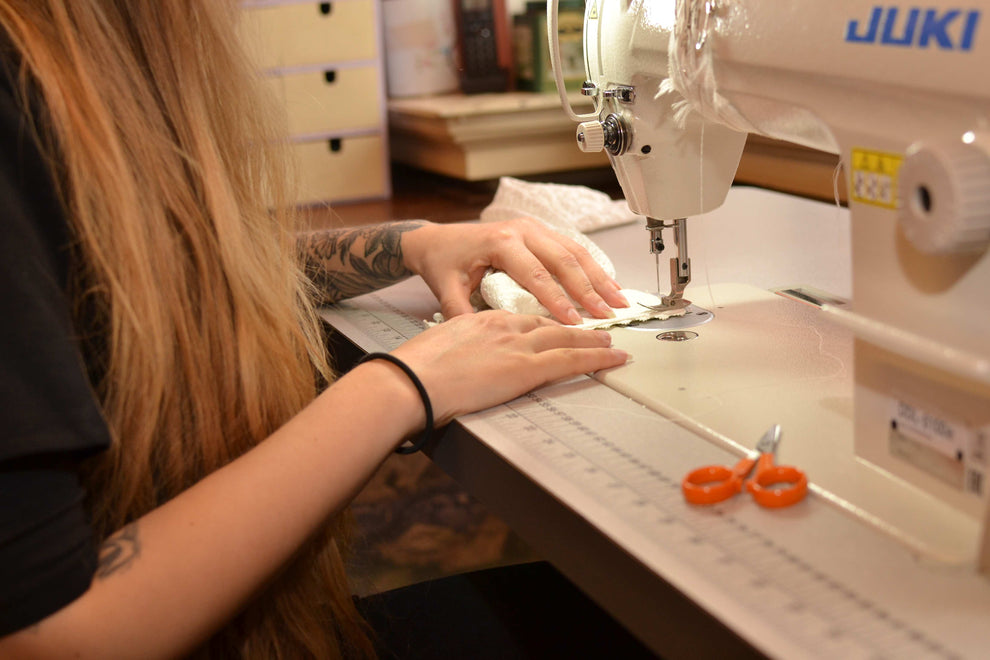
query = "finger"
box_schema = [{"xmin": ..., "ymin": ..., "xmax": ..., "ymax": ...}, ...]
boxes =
[
  {"xmin": 429, "ymin": 271, "xmax": 475, "ymax": 319},
  {"xmin": 559, "ymin": 246, "xmax": 629, "ymax": 311},
  {"xmin": 510, "ymin": 310, "xmax": 561, "ymax": 330},
  {"xmin": 491, "ymin": 247, "xmax": 582, "ymax": 324},
  {"xmin": 524, "ymin": 226, "xmax": 627, "ymax": 305},
  {"xmin": 526, "ymin": 326, "xmax": 613, "ymax": 353},
  {"xmin": 475, "ymin": 309, "xmax": 560, "ymax": 335},
  {"xmin": 525, "ymin": 232, "xmax": 630, "ymax": 317},
  {"xmin": 533, "ymin": 345, "xmax": 630, "ymax": 382}
]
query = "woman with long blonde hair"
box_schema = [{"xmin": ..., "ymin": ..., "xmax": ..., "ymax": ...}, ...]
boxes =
[{"xmin": 0, "ymin": 1, "xmax": 636, "ymax": 657}]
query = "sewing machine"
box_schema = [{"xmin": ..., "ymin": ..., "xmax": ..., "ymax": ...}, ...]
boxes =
[{"xmin": 549, "ymin": 0, "xmax": 990, "ymax": 568}]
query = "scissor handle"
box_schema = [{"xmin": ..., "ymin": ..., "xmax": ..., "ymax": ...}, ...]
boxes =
[
  {"xmin": 746, "ymin": 455, "xmax": 808, "ymax": 508},
  {"xmin": 682, "ymin": 457, "xmax": 755, "ymax": 505}
]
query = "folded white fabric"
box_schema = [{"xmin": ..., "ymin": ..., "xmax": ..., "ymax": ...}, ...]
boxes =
[
  {"xmin": 479, "ymin": 176, "xmax": 640, "ymax": 233},
  {"xmin": 476, "ymin": 177, "xmax": 647, "ymax": 322}
]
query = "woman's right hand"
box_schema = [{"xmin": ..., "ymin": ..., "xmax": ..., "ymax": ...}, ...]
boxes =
[{"xmin": 391, "ymin": 311, "xmax": 628, "ymax": 427}]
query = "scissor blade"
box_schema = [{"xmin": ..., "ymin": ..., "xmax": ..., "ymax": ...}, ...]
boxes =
[{"xmin": 755, "ymin": 424, "xmax": 782, "ymax": 454}]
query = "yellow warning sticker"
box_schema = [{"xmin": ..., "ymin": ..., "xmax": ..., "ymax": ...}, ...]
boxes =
[
  {"xmin": 850, "ymin": 148, "xmax": 903, "ymax": 209},
  {"xmin": 588, "ymin": 1, "xmax": 599, "ymax": 20}
]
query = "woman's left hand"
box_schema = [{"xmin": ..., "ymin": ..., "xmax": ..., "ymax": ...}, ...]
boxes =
[{"xmin": 401, "ymin": 219, "xmax": 629, "ymax": 325}]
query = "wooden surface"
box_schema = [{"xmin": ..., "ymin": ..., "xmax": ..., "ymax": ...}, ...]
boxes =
[
  {"xmin": 386, "ymin": 92, "xmax": 609, "ymax": 181},
  {"xmin": 736, "ymin": 135, "xmax": 846, "ymax": 204},
  {"xmin": 306, "ymin": 135, "xmax": 844, "ymax": 230},
  {"xmin": 304, "ymin": 163, "xmax": 625, "ymax": 228},
  {"xmin": 384, "ymin": 89, "xmax": 845, "ymax": 196}
]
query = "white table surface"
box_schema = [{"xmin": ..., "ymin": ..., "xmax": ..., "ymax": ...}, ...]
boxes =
[{"xmin": 322, "ymin": 186, "xmax": 990, "ymax": 659}]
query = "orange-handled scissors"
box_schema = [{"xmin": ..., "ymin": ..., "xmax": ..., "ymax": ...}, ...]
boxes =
[{"xmin": 682, "ymin": 425, "xmax": 808, "ymax": 508}]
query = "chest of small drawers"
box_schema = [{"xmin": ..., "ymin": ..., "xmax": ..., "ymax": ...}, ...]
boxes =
[{"xmin": 240, "ymin": 0, "xmax": 391, "ymax": 205}]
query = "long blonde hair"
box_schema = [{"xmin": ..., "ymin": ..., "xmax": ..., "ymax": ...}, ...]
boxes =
[{"xmin": 0, "ymin": 1, "xmax": 372, "ymax": 656}]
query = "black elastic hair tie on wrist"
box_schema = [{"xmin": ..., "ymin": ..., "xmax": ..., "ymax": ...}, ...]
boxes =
[{"xmin": 357, "ymin": 352, "xmax": 433, "ymax": 454}]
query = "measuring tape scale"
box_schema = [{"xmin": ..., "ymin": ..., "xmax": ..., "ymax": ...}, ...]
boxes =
[
  {"xmin": 332, "ymin": 294, "xmax": 427, "ymax": 350},
  {"xmin": 491, "ymin": 391, "xmax": 955, "ymax": 660}
]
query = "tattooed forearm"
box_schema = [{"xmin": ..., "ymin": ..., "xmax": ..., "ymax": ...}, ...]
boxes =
[
  {"xmin": 96, "ymin": 522, "xmax": 141, "ymax": 579},
  {"xmin": 298, "ymin": 221, "xmax": 427, "ymax": 304}
]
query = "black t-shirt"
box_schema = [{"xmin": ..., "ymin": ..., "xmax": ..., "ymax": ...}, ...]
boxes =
[{"xmin": 0, "ymin": 50, "xmax": 112, "ymax": 635}]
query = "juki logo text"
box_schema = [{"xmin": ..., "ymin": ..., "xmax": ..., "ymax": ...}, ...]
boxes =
[{"xmin": 846, "ymin": 6, "xmax": 980, "ymax": 50}]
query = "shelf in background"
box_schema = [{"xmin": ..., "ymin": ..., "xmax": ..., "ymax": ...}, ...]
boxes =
[
  {"xmin": 388, "ymin": 92, "xmax": 608, "ymax": 181},
  {"xmin": 387, "ymin": 91, "xmax": 846, "ymax": 204}
]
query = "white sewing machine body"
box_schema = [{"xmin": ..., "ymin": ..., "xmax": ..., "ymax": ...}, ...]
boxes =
[{"xmin": 552, "ymin": 0, "xmax": 990, "ymax": 564}]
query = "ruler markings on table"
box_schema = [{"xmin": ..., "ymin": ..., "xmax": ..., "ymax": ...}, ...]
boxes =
[
  {"xmin": 333, "ymin": 296, "xmax": 427, "ymax": 350},
  {"xmin": 491, "ymin": 391, "xmax": 955, "ymax": 660},
  {"xmin": 331, "ymin": 301, "xmax": 957, "ymax": 659}
]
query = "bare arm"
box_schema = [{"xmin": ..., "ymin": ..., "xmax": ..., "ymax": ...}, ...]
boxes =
[
  {"xmin": 0, "ymin": 311, "xmax": 626, "ymax": 659},
  {"xmin": 0, "ymin": 361, "xmax": 423, "ymax": 659},
  {"xmin": 300, "ymin": 219, "xmax": 629, "ymax": 324},
  {"xmin": 298, "ymin": 221, "xmax": 426, "ymax": 305}
]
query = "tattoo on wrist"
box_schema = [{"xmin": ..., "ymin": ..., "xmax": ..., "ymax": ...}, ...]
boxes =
[
  {"xmin": 96, "ymin": 522, "xmax": 141, "ymax": 579},
  {"xmin": 299, "ymin": 221, "xmax": 426, "ymax": 304}
]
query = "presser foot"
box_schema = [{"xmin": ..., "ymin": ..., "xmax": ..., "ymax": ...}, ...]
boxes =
[
  {"xmin": 638, "ymin": 297, "xmax": 692, "ymax": 313},
  {"xmin": 624, "ymin": 302, "xmax": 713, "ymax": 331}
]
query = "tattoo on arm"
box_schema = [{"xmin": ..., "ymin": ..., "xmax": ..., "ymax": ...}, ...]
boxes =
[
  {"xmin": 298, "ymin": 221, "xmax": 426, "ymax": 304},
  {"xmin": 96, "ymin": 522, "xmax": 141, "ymax": 579}
]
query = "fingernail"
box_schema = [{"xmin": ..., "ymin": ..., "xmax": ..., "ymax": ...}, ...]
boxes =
[
  {"xmin": 613, "ymin": 291, "xmax": 630, "ymax": 307},
  {"xmin": 566, "ymin": 308, "xmax": 583, "ymax": 325},
  {"xmin": 613, "ymin": 349, "xmax": 631, "ymax": 362},
  {"xmin": 596, "ymin": 301, "xmax": 616, "ymax": 318},
  {"xmin": 594, "ymin": 330, "xmax": 612, "ymax": 344}
]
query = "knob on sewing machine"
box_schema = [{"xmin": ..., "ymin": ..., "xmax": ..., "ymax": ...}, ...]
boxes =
[{"xmin": 899, "ymin": 132, "xmax": 990, "ymax": 254}]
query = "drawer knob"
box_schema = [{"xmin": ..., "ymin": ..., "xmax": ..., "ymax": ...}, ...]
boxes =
[
  {"xmin": 328, "ymin": 138, "xmax": 342, "ymax": 153},
  {"xmin": 319, "ymin": 2, "xmax": 332, "ymax": 16},
  {"xmin": 324, "ymin": 70, "xmax": 337, "ymax": 84}
]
